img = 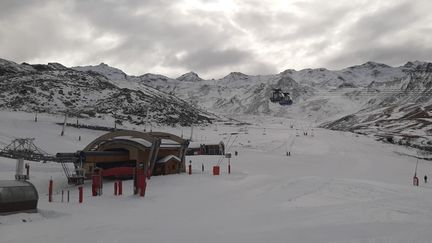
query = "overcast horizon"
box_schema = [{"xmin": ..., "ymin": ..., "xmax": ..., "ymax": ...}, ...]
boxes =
[{"xmin": 1, "ymin": 0, "xmax": 431, "ymax": 79}]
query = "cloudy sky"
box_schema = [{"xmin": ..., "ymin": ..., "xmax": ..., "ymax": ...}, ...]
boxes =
[{"xmin": 0, "ymin": 0, "xmax": 431, "ymax": 79}]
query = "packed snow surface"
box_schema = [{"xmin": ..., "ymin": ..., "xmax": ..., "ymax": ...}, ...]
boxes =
[{"xmin": 1, "ymin": 112, "xmax": 432, "ymax": 243}]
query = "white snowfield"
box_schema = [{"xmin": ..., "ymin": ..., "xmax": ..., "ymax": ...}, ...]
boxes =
[{"xmin": 1, "ymin": 112, "xmax": 432, "ymax": 243}]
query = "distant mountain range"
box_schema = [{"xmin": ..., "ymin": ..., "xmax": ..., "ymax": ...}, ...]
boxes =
[
  {"xmin": 0, "ymin": 58, "xmax": 214, "ymax": 126},
  {"xmin": 71, "ymin": 60, "xmax": 432, "ymax": 151},
  {"xmin": 1, "ymin": 58, "xmax": 431, "ymax": 151}
]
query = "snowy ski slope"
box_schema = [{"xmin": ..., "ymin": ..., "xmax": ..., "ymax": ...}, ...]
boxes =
[{"xmin": 1, "ymin": 112, "xmax": 432, "ymax": 242}]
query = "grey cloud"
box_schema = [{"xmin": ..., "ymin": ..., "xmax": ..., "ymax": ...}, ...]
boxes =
[
  {"xmin": 166, "ymin": 48, "xmax": 252, "ymax": 71},
  {"xmin": 0, "ymin": 0, "xmax": 430, "ymax": 77},
  {"xmin": 0, "ymin": 1, "xmax": 89, "ymax": 62},
  {"xmin": 323, "ymin": 0, "xmax": 432, "ymax": 68},
  {"xmin": 233, "ymin": 2, "xmax": 352, "ymax": 43},
  {"xmin": 0, "ymin": 0, "xmax": 38, "ymax": 18},
  {"xmin": 325, "ymin": 40, "xmax": 432, "ymax": 68},
  {"xmin": 164, "ymin": 46, "xmax": 278, "ymax": 76},
  {"xmin": 65, "ymin": 0, "xmax": 254, "ymax": 74},
  {"xmin": 344, "ymin": 2, "xmax": 421, "ymax": 45}
]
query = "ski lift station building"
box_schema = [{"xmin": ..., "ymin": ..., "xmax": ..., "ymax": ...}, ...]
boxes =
[
  {"xmin": 78, "ymin": 131, "xmax": 189, "ymax": 178},
  {"xmin": 0, "ymin": 180, "xmax": 39, "ymax": 215},
  {"xmin": 187, "ymin": 141, "xmax": 225, "ymax": 155}
]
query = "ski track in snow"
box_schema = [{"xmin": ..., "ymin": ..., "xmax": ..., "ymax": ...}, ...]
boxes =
[{"xmin": 1, "ymin": 111, "xmax": 432, "ymax": 242}]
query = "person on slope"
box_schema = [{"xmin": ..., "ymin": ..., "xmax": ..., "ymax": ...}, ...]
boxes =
[{"xmin": 424, "ymin": 174, "xmax": 428, "ymax": 183}]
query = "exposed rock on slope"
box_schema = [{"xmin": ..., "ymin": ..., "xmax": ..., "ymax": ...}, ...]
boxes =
[
  {"xmin": 322, "ymin": 63, "xmax": 432, "ymax": 151},
  {"xmin": 4, "ymin": 57, "xmax": 431, "ymax": 150},
  {"xmin": 176, "ymin": 72, "xmax": 203, "ymax": 82},
  {"xmin": 0, "ymin": 59, "xmax": 213, "ymax": 126}
]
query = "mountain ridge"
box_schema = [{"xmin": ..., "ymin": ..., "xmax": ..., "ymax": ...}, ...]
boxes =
[
  {"xmin": 0, "ymin": 58, "xmax": 215, "ymax": 126},
  {"xmin": 2, "ymin": 57, "xmax": 432, "ymax": 150},
  {"xmin": 70, "ymin": 59, "xmax": 431, "ymax": 151}
]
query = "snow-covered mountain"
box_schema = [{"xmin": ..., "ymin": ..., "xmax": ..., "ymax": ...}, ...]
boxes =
[
  {"xmin": 73, "ymin": 60, "xmax": 432, "ymax": 151},
  {"xmin": 176, "ymin": 71, "xmax": 204, "ymax": 82},
  {"xmin": 286, "ymin": 61, "xmax": 404, "ymax": 88},
  {"xmin": 73, "ymin": 63, "xmax": 128, "ymax": 81},
  {"xmin": 0, "ymin": 58, "xmax": 214, "ymax": 126},
  {"xmin": 1, "ymin": 57, "xmax": 431, "ymax": 149},
  {"xmin": 322, "ymin": 62, "xmax": 432, "ymax": 151},
  {"xmin": 74, "ymin": 60, "xmax": 423, "ymax": 121}
]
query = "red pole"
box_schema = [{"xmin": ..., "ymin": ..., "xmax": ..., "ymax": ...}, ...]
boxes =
[
  {"xmin": 48, "ymin": 179, "xmax": 53, "ymax": 202},
  {"xmin": 92, "ymin": 170, "xmax": 103, "ymax": 196},
  {"xmin": 114, "ymin": 182, "xmax": 118, "ymax": 196},
  {"xmin": 99, "ymin": 173, "xmax": 103, "ymax": 195},
  {"xmin": 92, "ymin": 173, "xmax": 97, "ymax": 196},
  {"xmin": 141, "ymin": 176, "xmax": 146, "ymax": 197},
  {"xmin": 137, "ymin": 169, "xmax": 146, "ymax": 197},
  {"xmin": 79, "ymin": 186, "xmax": 83, "ymax": 203},
  {"xmin": 118, "ymin": 180, "xmax": 122, "ymax": 195},
  {"xmin": 147, "ymin": 169, "xmax": 152, "ymax": 179},
  {"xmin": 140, "ymin": 179, "xmax": 146, "ymax": 197},
  {"xmin": 413, "ymin": 174, "xmax": 419, "ymax": 186},
  {"xmin": 92, "ymin": 185, "xmax": 97, "ymax": 196}
]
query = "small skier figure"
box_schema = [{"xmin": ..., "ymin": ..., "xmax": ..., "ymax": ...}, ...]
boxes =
[{"xmin": 424, "ymin": 174, "xmax": 428, "ymax": 183}]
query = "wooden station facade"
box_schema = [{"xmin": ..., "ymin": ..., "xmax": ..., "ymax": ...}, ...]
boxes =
[
  {"xmin": 187, "ymin": 141, "xmax": 225, "ymax": 156},
  {"xmin": 79, "ymin": 131, "xmax": 189, "ymax": 178}
]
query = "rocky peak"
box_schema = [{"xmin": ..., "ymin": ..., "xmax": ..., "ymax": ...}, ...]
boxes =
[
  {"xmin": 139, "ymin": 73, "xmax": 170, "ymax": 82},
  {"xmin": 349, "ymin": 61, "xmax": 391, "ymax": 70},
  {"xmin": 47, "ymin": 62, "xmax": 67, "ymax": 70},
  {"xmin": 280, "ymin": 69, "xmax": 295, "ymax": 75},
  {"xmin": 176, "ymin": 71, "xmax": 203, "ymax": 82},
  {"xmin": 0, "ymin": 59, "xmax": 35, "ymax": 74},
  {"xmin": 403, "ymin": 61, "xmax": 426, "ymax": 68},
  {"xmin": 0, "ymin": 58, "xmax": 18, "ymax": 66},
  {"xmin": 72, "ymin": 63, "xmax": 128, "ymax": 81},
  {"xmin": 222, "ymin": 72, "xmax": 249, "ymax": 82}
]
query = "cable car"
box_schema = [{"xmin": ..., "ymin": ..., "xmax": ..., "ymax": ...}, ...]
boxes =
[
  {"xmin": 270, "ymin": 89, "xmax": 293, "ymax": 105},
  {"xmin": 279, "ymin": 92, "xmax": 293, "ymax": 106},
  {"xmin": 270, "ymin": 89, "xmax": 284, "ymax": 103}
]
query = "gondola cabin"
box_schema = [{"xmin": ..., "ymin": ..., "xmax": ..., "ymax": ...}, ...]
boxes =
[
  {"xmin": 270, "ymin": 88, "xmax": 284, "ymax": 103},
  {"xmin": 269, "ymin": 88, "xmax": 293, "ymax": 105},
  {"xmin": 279, "ymin": 92, "xmax": 293, "ymax": 105}
]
